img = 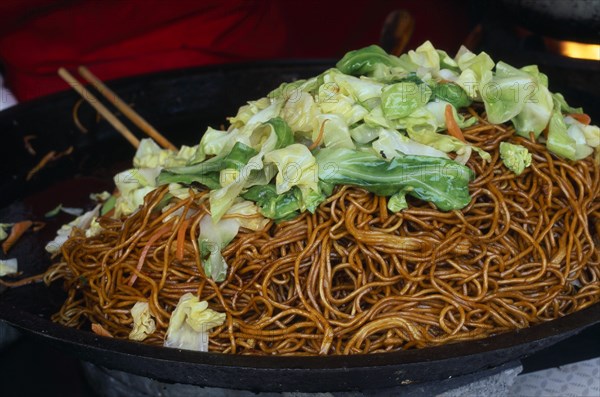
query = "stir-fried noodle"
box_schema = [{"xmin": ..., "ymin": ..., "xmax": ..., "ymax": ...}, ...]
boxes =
[{"xmin": 45, "ymin": 120, "xmax": 600, "ymax": 355}]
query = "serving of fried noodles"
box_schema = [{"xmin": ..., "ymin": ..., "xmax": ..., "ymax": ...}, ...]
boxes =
[{"xmin": 44, "ymin": 114, "xmax": 600, "ymax": 355}]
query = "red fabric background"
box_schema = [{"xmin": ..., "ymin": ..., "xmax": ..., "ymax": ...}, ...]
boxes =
[{"xmin": 0, "ymin": 0, "xmax": 470, "ymax": 101}]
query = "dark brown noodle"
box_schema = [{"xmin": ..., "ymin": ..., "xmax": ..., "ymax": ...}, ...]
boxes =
[{"xmin": 45, "ymin": 120, "xmax": 600, "ymax": 355}]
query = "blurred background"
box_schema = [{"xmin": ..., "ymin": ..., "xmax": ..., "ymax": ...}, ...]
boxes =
[{"xmin": 0, "ymin": 0, "xmax": 596, "ymax": 107}]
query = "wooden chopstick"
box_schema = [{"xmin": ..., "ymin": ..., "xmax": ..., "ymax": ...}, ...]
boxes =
[
  {"xmin": 77, "ymin": 66, "xmax": 177, "ymax": 151},
  {"xmin": 58, "ymin": 68, "xmax": 141, "ymax": 148}
]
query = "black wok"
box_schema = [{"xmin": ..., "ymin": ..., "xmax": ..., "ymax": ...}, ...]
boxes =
[{"xmin": 0, "ymin": 62, "xmax": 598, "ymax": 392}]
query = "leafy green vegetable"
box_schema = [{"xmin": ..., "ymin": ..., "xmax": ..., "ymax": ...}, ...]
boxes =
[
  {"xmin": 510, "ymin": 65, "xmax": 553, "ymax": 138},
  {"xmin": 164, "ymin": 292, "xmax": 226, "ymax": 352},
  {"xmin": 225, "ymin": 199, "xmax": 270, "ymax": 231},
  {"xmin": 281, "ymin": 91, "xmax": 320, "ymax": 136},
  {"xmin": 45, "ymin": 204, "xmax": 63, "ymax": 218},
  {"xmin": 129, "ymin": 301, "xmax": 156, "ymax": 342},
  {"xmin": 0, "ymin": 258, "xmax": 18, "ymax": 276},
  {"xmin": 480, "ymin": 62, "xmax": 533, "ymax": 125},
  {"xmin": 0, "ymin": 223, "xmax": 13, "ymax": 241},
  {"xmin": 157, "ymin": 172, "xmax": 221, "ymax": 190},
  {"xmin": 242, "ymin": 184, "xmax": 303, "ymax": 221},
  {"xmin": 113, "ymin": 168, "xmax": 161, "ymax": 217},
  {"xmin": 565, "ymin": 117, "xmax": 600, "ymax": 148},
  {"xmin": 547, "ymin": 110, "xmax": 577, "ymax": 160},
  {"xmin": 456, "ymin": 47, "xmax": 495, "ymax": 80},
  {"xmin": 499, "ymin": 142, "xmax": 532, "ymax": 175},
  {"xmin": 209, "ymin": 121, "xmax": 280, "ymax": 222},
  {"xmin": 387, "ymin": 187, "xmax": 413, "ymax": 212},
  {"xmin": 316, "ymin": 148, "xmax": 473, "ymax": 211},
  {"xmin": 432, "ymin": 83, "xmax": 471, "ymax": 109},
  {"xmin": 198, "ymin": 215, "xmax": 239, "ymax": 282},
  {"xmin": 165, "ymin": 142, "xmax": 258, "ymax": 176},
  {"xmin": 266, "ymin": 117, "xmax": 295, "ymax": 149},
  {"xmin": 133, "ymin": 138, "xmax": 197, "ymax": 169},
  {"xmin": 326, "ymin": 69, "xmax": 385, "ymax": 106},
  {"xmin": 349, "ymin": 123, "xmax": 381, "ymax": 144},
  {"xmin": 317, "ymin": 79, "xmax": 369, "ymax": 123},
  {"xmin": 45, "ymin": 205, "xmax": 101, "ymax": 253},
  {"xmin": 264, "ymin": 143, "xmax": 320, "ymax": 194},
  {"xmin": 381, "ymin": 82, "xmax": 431, "ymax": 119},
  {"xmin": 552, "ymin": 92, "xmax": 582, "ymax": 114},
  {"xmin": 100, "ymin": 195, "xmax": 117, "ymax": 216},
  {"xmin": 405, "ymin": 41, "xmax": 440, "ymax": 74},
  {"xmin": 336, "ymin": 45, "xmax": 402, "ymax": 76},
  {"xmin": 372, "ymin": 128, "xmax": 448, "ymax": 159},
  {"xmin": 564, "ymin": 117, "xmax": 596, "ymax": 160},
  {"xmin": 227, "ymin": 97, "xmax": 272, "ymax": 127},
  {"xmin": 313, "ymin": 114, "xmax": 355, "ymax": 150}
]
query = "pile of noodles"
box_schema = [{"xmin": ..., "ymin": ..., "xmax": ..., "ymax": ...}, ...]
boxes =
[{"xmin": 44, "ymin": 115, "xmax": 600, "ymax": 356}]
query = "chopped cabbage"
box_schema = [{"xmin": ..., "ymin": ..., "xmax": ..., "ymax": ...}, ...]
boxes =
[
  {"xmin": 480, "ymin": 62, "xmax": 532, "ymax": 125},
  {"xmin": 113, "ymin": 168, "xmax": 161, "ymax": 217},
  {"xmin": 281, "ymin": 92, "xmax": 321, "ymax": 137},
  {"xmin": 499, "ymin": 142, "xmax": 532, "ymax": 175},
  {"xmin": 134, "ymin": 138, "xmax": 196, "ymax": 169},
  {"xmin": 227, "ymin": 97, "xmax": 272, "ymax": 127},
  {"xmin": 164, "ymin": 293, "xmax": 226, "ymax": 352},
  {"xmin": 0, "ymin": 223, "xmax": 13, "ymax": 241},
  {"xmin": 45, "ymin": 205, "xmax": 101, "ymax": 253},
  {"xmin": 264, "ymin": 144, "xmax": 320, "ymax": 195},
  {"xmin": 225, "ymin": 199, "xmax": 270, "ymax": 231},
  {"xmin": 0, "ymin": 258, "xmax": 18, "ymax": 276},
  {"xmin": 209, "ymin": 122, "xmax": 279, "ymax": 222},
  {"xmin": 129, "ymin": 301, "xmax": 156, "ymax": 341},
  {"xmin": 313, "ymin": 114, "xmax": 355, "ymax": 150},
  {"xmin": 381, "ymin": 82, "xmax": 431, "ymax": 120},
  {"xmin": 198, "ymin": 215, "xmax": 240, "ymax": 281},
  {"xmin": 372, "ymin": 128, "xmax": 449, "ymax": 159}
]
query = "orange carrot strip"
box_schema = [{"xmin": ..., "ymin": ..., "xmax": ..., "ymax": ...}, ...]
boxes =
[
  {"xmin": 176, "ymin": 219, "xmax": 190, "ymax": 261},
  {"xmin": 2, "ymin": 220, "xmax": 33, "ymax": 254},
  {"xmin": 568, "ymin": 113, "xmax": 591, "ymax": 125},
  {"xmin": 129, "ymin": 224, "xmax": 172, "ymax": 286},
  {"xmin": 91, "ymin": 323, "xmax": 114, "ymax": 338},
  {"xmin": 26, "ymin": 146, "xmax": 74, "ymax": 181},
  {"xmin": 444, "ymin": 104, "xmax": 466, "ymax": 143},
  {"xmin": 308, "ymin": 119, "xmax": 329, "ymax": 151}
]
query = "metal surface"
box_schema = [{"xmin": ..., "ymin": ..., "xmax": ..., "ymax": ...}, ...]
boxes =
[
  {"xmin": 0, "ymin": 62, "xmax": 599, "ymax": 392},
  {"xmin": 497, "ymin": 0, "xmax": 600, "ymax": 42}
]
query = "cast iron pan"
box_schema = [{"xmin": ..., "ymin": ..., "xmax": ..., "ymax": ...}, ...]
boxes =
[{"xmin": 0, "ymin": 62, "xmax": 599, "ymax": 393}]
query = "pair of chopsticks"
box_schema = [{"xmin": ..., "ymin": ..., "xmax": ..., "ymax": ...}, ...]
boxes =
[{"xmin": 58, "ymin": 67, "xmax": 176, "ymax": 151}]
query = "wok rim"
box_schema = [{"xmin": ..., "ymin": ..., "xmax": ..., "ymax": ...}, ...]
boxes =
[{"xmin": 1, "ymin": 287, "xmax": 598, "ymax": 370}]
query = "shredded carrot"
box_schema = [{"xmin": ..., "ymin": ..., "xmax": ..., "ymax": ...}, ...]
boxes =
[
  {"xmin": 444, "ymin": 104, "xmax": 466, "ymax": 143},
  {"xmin": 176, "ymin": 219, "xmax": 190, "ymax": 261},
  {"xmin": 129, "ymin": 224, "xmax": 172, "ymax": 286},
  {"xmin": 2, "ymin": 220, "xmax": 33, "ymax": 254},
  {"xmin": 91, "ymin": 323, "xmax": 114, "ymax": 338},
  {"xmin": 308, "ymin": 119, "xmax": 329, "ymax": 151},
  {"xmin": 568, "ymin": 113, "xmax": 591, "ymax": 125},
  {"xmin": 26, "ymin": 146, "xmax": 74, "ymax": 181}
]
